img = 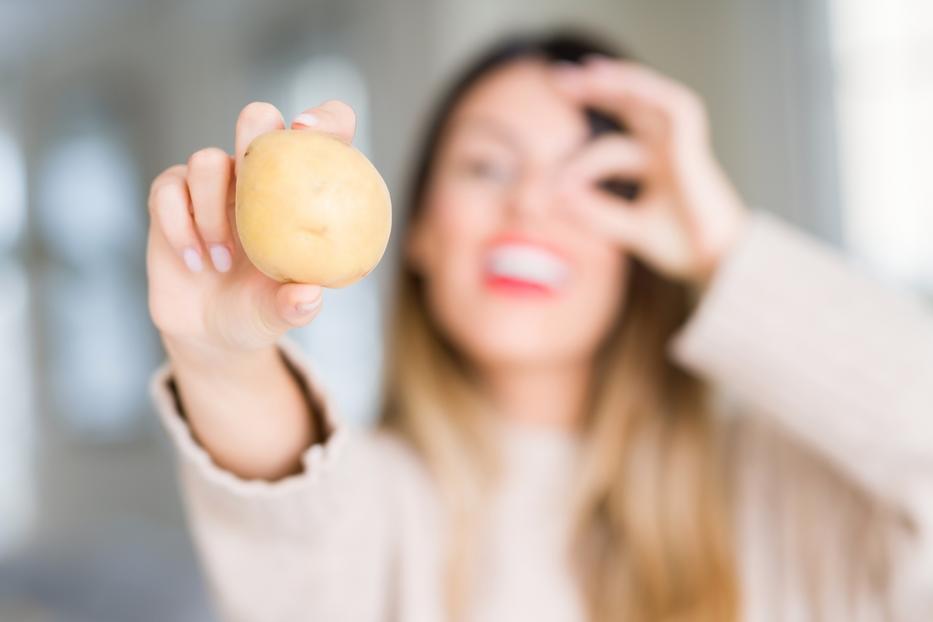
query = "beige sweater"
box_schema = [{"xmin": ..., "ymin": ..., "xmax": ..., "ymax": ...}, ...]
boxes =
[{"xmin": 151, "ymin": 212, "xmax": 933, "ymax": 622}]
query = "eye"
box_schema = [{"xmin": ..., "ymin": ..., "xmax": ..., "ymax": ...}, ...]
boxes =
[{"xmin": 458, "ymin": 156, "xmax": 514, "ymax": 184}]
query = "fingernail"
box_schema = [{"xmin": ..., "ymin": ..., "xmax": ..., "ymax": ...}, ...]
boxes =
[
  {"xmin": 209, "ymin": 244, "xmax": 232, "ymax": 273},
  {"xmin": 293, "ymin": 112, "xmax": 318, "ymax": 128},
  {"xmin": 295, "ymin": 298, "xmax": 322, "ymax": 315},
  {"xmin": 183, "ymin": 247, "xmax": 204, "ymax": 273}
]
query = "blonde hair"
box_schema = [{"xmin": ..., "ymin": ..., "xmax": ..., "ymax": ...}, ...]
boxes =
[
  {"xmin": 381, "ymin": 257, "xmax": 738, "ymax": 621},
  {"xmin": 379, "ymin": 30, "xmax": 738, "ymax": 621}
]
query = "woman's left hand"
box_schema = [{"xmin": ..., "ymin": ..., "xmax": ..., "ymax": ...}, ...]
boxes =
[{"xmin": 552, "ymin": 56, "xmax": 749, "ymax": 287}]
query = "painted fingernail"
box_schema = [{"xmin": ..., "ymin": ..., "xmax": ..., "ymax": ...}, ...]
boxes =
[
  {"xmin": 209, "ymin": 244, "xmax": 232, "ymax": 273},
  {"xmin": 183, "ymin": 247, "xmax": 204, "ymax": 273},
  {"xmin": 296, "ymin": 298, "xmax": 322, "ymax": 315},
  {"xmin": 293, "ymin": 112, "xmax": 319, "ymax": 128}
]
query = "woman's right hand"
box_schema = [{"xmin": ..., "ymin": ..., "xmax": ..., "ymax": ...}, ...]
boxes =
[{"xmin": 147, "ymin": 100, "xmax": 357, "ymax": 357}]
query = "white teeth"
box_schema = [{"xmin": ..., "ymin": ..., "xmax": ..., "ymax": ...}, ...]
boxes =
[{"xmin": 486, "ymin": 244, "xmax": 570, "ymax": 289}]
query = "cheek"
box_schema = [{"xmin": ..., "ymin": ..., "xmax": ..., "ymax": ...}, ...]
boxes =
[
  {"xmin": 418, "ymin": 179, "xmax": 502, "ymax": 293},
  {"xmin": 427, "ymin": 176, "xmax": 502, "ymax": 235}
]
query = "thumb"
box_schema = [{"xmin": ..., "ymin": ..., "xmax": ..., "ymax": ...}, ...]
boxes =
[{"xmin": 257, "ymin": 283, "xmax": 324, "ymax": 336}]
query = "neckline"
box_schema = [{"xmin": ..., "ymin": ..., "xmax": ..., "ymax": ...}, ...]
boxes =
[{"xmin": 495, "ymin": 415, "xmax": 582, "ymax": 453}]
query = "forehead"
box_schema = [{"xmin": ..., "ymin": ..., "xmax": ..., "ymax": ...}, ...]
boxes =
[{"xmin": 445, "ymin": 59, "xmax": 588, "ymax": 160}]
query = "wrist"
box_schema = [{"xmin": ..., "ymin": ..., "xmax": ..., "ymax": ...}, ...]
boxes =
[{"xmin": 162, "ymin": 335, "xmax": 281, "ymax": 382}]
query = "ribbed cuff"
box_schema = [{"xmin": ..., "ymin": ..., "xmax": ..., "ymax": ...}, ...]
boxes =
[{"xmin": 149, "ymin": 337, "xmax": 349, "ymax": 501}]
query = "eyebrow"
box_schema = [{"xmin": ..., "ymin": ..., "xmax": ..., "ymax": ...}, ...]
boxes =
[
  {"xmin": 444, "ymin": 115, "xmax": 593, "ymax": 168},
  {"xmin": 444, "ymin": 117, "xmax": 523, "ymax": 154}
]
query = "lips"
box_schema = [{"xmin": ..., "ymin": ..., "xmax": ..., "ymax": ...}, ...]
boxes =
[{"xmin": 483, "ymin": 238, "xmax": 570, "ymax": 295}]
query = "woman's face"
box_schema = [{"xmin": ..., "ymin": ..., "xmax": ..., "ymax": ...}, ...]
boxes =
[{"xmin": 408, "ymin": 59, "xmax": 629, "ymax": 369}]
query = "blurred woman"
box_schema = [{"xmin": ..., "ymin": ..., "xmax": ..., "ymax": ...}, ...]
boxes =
[{"xmin": 146, "ymin": 31, "xmax": 933, "ymax": 621}]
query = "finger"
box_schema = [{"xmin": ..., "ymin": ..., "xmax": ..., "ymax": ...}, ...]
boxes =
[
  {"xmin": 290, "ymin": 99, "xmax": 357, "ymax": 145},
  {"xmin": 561, "ymin": 135, "xmax": 650, "ymax": 191},
  {"xmin": 563, "ymin": 57, "xmax": 699, "ymax": 114},
  {"xmin": 260, "ymin": 283, "xmax": 324, "ymax": 333},
  {"xmin": 552, "ymin": 65, "xmax": 665, "ymax": 144},
  {"xmin": 589, "ymin": 58, "xmax": 706, "ymax": 139},
  {"xmin": 235, "ymin": 101, "xmax": 286, "ymax": 174},
  {"xmin": 562, "ymin": 185, "xmax": 649, "ymax": 252},
  {"xmin": 187, "ymin": 147, "xmax": 235, "ymax": 273},
  {"xmin": 149, "ymin": 165, "xmax": 205, "ymax": 273},
  {"xmin": 552, "ymin": 59, "xmax": 706, "ymax": 143}
]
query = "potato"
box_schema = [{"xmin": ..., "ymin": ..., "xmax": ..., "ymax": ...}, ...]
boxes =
[{"xmin": 235, "ymin": 129, "xmax": 392, "ymax": 287}]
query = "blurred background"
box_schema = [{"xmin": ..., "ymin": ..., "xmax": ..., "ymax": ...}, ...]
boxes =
[{"xmin": 0, "ymin": 0, "xmax": 931, "ymax": 620}]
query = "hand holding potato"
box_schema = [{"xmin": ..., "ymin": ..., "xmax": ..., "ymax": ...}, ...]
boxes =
[
  {"xmin": 145, "ymin": 100, "xmax": 386, "ymax": 479},
  {"xmin": 147, "ymin": 100, "xmax": 384, "ymax": 356}
]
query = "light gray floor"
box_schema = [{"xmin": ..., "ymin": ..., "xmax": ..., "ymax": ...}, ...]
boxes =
[
  {"xmin": 0, "ymin": 432, "xmax": 215, "ymax": 621},
  {"xmin": 0, "ymin": 522, "xmax": 213, "ymax": 622}
]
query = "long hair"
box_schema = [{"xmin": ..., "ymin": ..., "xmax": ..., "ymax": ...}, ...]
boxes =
[{"xmin": 380, "ymin": 30, "xmax": 738, "ymax": 622}]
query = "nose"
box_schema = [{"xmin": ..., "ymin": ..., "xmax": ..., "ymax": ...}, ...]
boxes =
[{"xmin": 505, "ymin": 168, "xmax": 557, "ymax": 224}]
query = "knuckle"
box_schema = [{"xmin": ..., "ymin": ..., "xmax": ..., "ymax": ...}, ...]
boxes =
[
  {"xmin": 192, "ymin": 210, "xmax": 222, "ymax": 237},
  {"xmin": 148, "ymin": 165, "xmax": 183, "ymax": 202},
  {"xmin": 670, "ymin": 88, "xmax": 708, "ymax": 139},
  {"xmin": 188, "ymin": 147, "xmax": 228, "ymax": 172},
  {"xmin": 148, "ymin": 181, "xmax": 169, "ymax": 214},
  {"xmin": 148, "ymin": 296, "xmax": 171, "ymax": 333},
  {"xmin": 254, "ymin": 303, "xmax": 283, "ymax": 339},
  {"xmin": 152, "ymin": 180, "xmax": 181, "ymax": 209},
  {"xmin": 677, "ymin": 87, "xmax": 705, "ymax": 118},
  {"xmin": 150, "ymin": 184, "xmax": 187, "ymax": 229},
  {"xmin": 147, "ymin": 181, "xmax": 164, "ymax": 212}
]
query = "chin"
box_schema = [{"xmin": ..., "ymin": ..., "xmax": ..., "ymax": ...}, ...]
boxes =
[{"xmin": 454, "ymin": 315, "xmax": 590, "ymax": 369}]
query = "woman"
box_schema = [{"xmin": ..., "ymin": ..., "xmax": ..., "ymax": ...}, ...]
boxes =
[{"xmin": 147, "ymin": 32, "xmax": 933, "ymax": 621}]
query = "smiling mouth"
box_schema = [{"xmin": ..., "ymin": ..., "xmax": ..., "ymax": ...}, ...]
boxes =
[{"xmin": 483, "ymin": 243, "xmax": 570, "ymax": 296}]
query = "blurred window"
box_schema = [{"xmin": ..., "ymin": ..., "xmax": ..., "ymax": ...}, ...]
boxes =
[
  {"xmin": 36, "ymin": 131, "xmax": 139, "ymax": 264},
  {"xmin": 829, "ymin": 0, "xmax": 933, "ymax": 290},
  {"xmin": 0, "ymin": 128, "xmax": 33, "ymax": 555},
  {"xmin": 287, "ymin": 55, "xmax": 372, "ymax": 155},
  {"xmin": 36, "ymin": 121, "xmax": 154, "ymax": 439},
  {"xmin": 0, "ymin": 131, "xmax": 26, "ymax": 250},
  {"xmin": 39, "ymin": 266, "xmax": 155, "ymax": 439}
]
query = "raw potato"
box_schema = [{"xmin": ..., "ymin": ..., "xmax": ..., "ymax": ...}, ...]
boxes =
[{"xmin": 236, "ymin": 129, "xmax": 392, "ymax": 287}]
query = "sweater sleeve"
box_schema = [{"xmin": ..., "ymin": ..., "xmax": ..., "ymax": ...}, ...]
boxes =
[
  {"xmin": 150, "ymin": 338, "xmax": 393, "ymax": 622},
  {"xmin": 668, "ymin": 210, "xmax": 933, "ymax": 607}
]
